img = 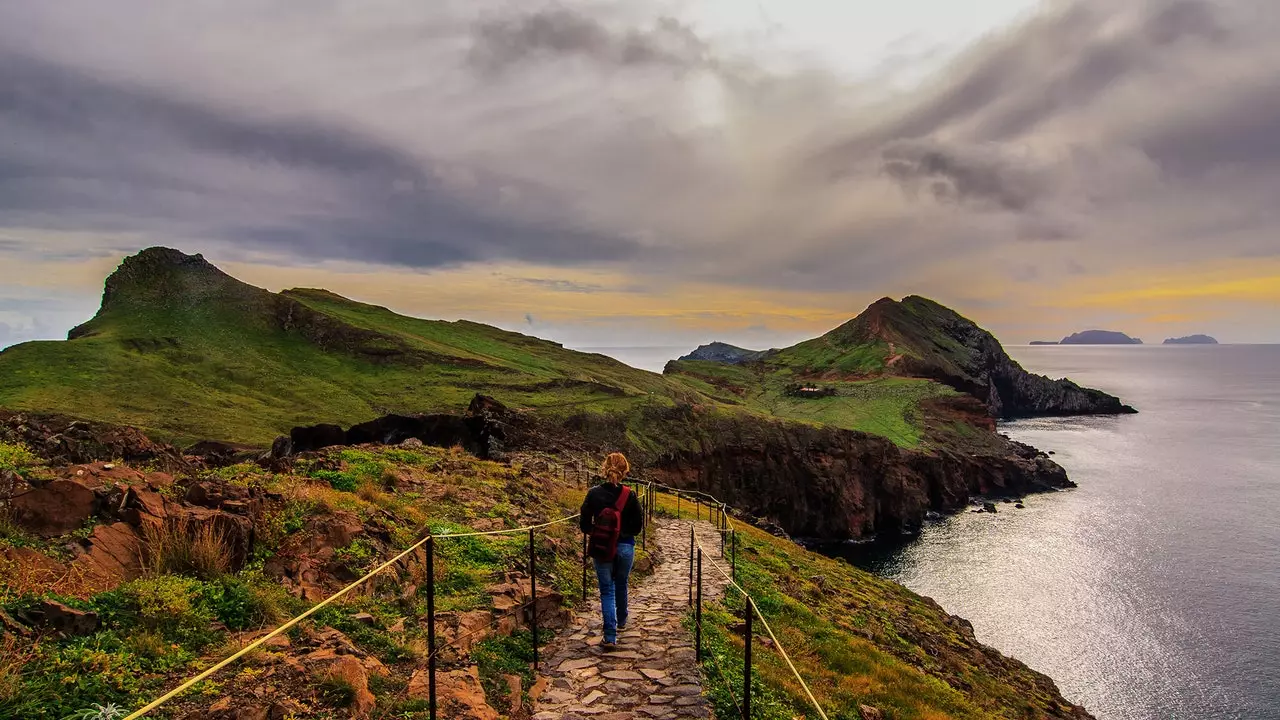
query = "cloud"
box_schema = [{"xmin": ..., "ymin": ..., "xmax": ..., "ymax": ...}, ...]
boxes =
[
  {"xmin": 0, "ymin": 0, "xmax": 1277, "ymax": 343},
  {"xmin": 510, "ymin": 277, "xmax": 607, "ymax": 293},
  {"xmin": 470, "ymin": 8, "xmax": 713, "ymax": 73},
  {"xmin": 880, "ymin": 139, "xmax": 1053, "ymax": 212}
]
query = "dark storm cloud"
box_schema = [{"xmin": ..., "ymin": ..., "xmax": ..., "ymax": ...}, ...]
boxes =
[
  {"xmin": 880, "ymin": 140, "xmax": 1051, "ymax": 211},
  {"xmin": 470, "ymin": 8, "xmax": 711, "ymax": 72},
  {"xmin": 0, "ymin": 0, "xmax": 1277, "ymax": 310},
  {"xmin": 0, "ymin": 50, "xmax": 637, "ymax": 267}
]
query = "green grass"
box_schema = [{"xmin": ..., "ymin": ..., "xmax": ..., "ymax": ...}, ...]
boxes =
[
  {"xmin": 0, "ymin": 254, "xmax": 1004, "ymax": 459},
  {"xmin": 664, "ymin": 362, "xmax": 956, "ymax": 448},
  {"xmin": 0, "ymin": 444, "xmax": 604, "ymax": 719},
  {"xmin": 659, "ymin": 493, "xmax": 1085, "ymax": 719}
]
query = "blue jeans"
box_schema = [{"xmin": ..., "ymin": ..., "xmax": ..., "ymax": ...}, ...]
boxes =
[{"xmin": 593, "ymin": 541, "xmax": 635, "ymax": 643}]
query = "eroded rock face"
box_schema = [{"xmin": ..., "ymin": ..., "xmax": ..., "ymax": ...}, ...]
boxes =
[
  {"xmin": 650, "ymin": 414, "xmax": 1074, "ymax": 541},
  {"xmin": 10, "ymin": 479, "xmax": 98, "ymax": 537},
  {"xmin": 287, "ymin": 395, "xmax": 509, "ymax": 458},
  {"xmin": 73, "ymin": 521, "xmax": 145, "ymax": 591}
]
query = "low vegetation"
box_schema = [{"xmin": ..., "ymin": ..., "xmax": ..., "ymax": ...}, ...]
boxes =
[
  {"xmin": 0, "ymin": 444, "xmax": 642, "ymax": 719},
  {"xmin": 659, "ymin": 494, "xmax": 1085, "ymax": 720}
]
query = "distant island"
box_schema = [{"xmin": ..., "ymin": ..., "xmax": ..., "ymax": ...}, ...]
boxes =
[
  {"xmin": 1060, "ymin": 330, "xmax": 1143, "ymax": 345},
  {"xmin": 1164, "ymin": 334, "xmax": 1219, "ymax": 345},
  {"xmin": 1029, "ymin": 340, "xmax": 1059, "ymax": 345}
]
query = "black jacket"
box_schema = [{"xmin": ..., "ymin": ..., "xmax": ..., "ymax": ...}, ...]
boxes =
[{"xmin": 579, "ymin": 483, "xmax": 643, "ymax": 537}]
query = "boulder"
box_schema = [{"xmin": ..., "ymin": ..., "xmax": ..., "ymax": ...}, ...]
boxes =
[
  {"xmin": 271, "ymin": 435, "xmax": 293, "ymax": 459},
  {"xmin": 435, "ymin": 610, "xmax": 496, "ymax": 655},
  {"xmin": 72, "ymin": 521, "xmax": 144, "ymax": 591},
  {"xmin": 860, "ymin": 705, "xmax": 885, "ymax": 720},
  {"xmin": 290, "ymin": 424, "xmax": 347, "ymax": 453},
  {"xmin": 314, "ymin": 655, "xmax": 375, "ymax": 719},
  {"xmin": 21, "ymin": 599, "xmax": 99, "ymax": 636},
  {"xmin": 1, "ymin": 546, "xmax": 68, "ymax": 592},
  {"xmin": 10, "ymin": 479, "xmax": 97, "ymax": 537},
  {"xmin": 487, "ymin": 580, "xmax": 571, "ymax": 630},
  {"xmin": 982, "ymin": 502, "xmax": 998, "ymax": 514},
  {"xmin": 410, "ymin": 666, "xmax": 498, "ymax": 720}
]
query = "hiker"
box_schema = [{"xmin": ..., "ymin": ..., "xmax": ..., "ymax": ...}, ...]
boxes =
[{"xmin": 580, "ymin": 452, "xmax": 643, "ymax": 649}]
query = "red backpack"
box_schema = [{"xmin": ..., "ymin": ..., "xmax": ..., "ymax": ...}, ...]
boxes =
[{"xmin": 588, "ymin": 485, "xmax": 631, "ymax": 562}]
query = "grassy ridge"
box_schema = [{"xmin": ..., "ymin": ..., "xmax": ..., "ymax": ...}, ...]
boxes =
[
  {"xmin": 0, "ymin": 258, "xmax": 694, "ymax": 445},
  {"xmin": 0, "ymin": 251, "xmax": 994, "ymax": 453}
]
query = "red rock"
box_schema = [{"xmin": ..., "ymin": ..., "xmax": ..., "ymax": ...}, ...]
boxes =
[
  {"xmin": 409, "ymin": 666, "xmax": 499, "ymax": 720},
  {"xmin": 23, "ymin": 599, "xmax": 99, "ymax": 636},
  {"xmin": 10, "ymin": 479, "xmax": 97, "ymax": 537},
  {"xmin": 72, "ymin": 521, "xmax": 144, "ymax": 591},
  {"xmin": 312, "ymin": 655, "xmax": 375, "ymax": 719}
]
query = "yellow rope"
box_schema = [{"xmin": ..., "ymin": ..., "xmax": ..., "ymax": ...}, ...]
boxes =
[
  {"xmin": 431, "ymin": 513, "xmax": 579, "ymax": 538},
  {"xmin": 688, "ymin": 511, "xmax": 832, "ymax": 720},
  {"xmin": 123, "ymin": 512, "xmax": 580, "ymax": 719}
]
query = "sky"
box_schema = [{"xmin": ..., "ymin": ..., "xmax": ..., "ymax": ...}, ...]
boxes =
[{"xmin": 1, "ymin": 0, "xmax": 1278, "ymax": 360}]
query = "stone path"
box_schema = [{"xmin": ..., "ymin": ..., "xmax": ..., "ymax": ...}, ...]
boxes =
[{"xmin": 532, "ymin": 518, "xmax": 731, "ymax": 720}]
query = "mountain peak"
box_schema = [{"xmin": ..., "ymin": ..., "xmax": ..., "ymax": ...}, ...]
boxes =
[
  {"xmin": 68, "ymin": 247, "xmax": 266, "ymax": 339},
  {"xmin": 99, "ymin": 247, "xmax": 256, "ymax": 309}
]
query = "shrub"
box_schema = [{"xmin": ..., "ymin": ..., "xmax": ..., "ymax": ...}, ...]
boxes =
[
  {"xmin": 312, "ymin": 470, "xmax": 359, "ymax": 493},
  {"xmin": 113, "ymin": 576, "xmax": 217, "ymax": 649},
  {"xmin": 0, "ymin": 442, "xmax": 40, "ymax": 478},
  {"xmin": 141, "ymin": 517, "xmax": 231, "ymax": 579}
]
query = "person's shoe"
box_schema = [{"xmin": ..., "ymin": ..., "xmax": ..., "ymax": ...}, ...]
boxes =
[{"xmin": 601, "ymin": 640, "xmax": 618, "ymax": 651}]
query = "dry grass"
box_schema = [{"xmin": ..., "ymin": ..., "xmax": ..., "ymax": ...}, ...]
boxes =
[
  {"xmin": 0, "ymin": 634, "xmax": 37, "ymax": 706},
  {"xmin": 141, "ymin": 516, "xmax": 232, "ymax": 579}
]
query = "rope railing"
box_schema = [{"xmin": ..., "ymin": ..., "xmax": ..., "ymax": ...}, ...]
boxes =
[
  {"xmin": 647, "ymin": 481, "xmax": 832, "ymax": 720},
  {"xmin": 123, "ymin": 475, "xmax": 828, "ymax": 720},
  {"xmin": 121, "ymin": 508, "xmax": 594, "ymax": 720},
  {"xmin": 122, "ymin": 479, "xmax": 659, "ymax": 720}
]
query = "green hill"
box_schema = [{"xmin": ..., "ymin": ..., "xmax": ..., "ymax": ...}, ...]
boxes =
[
  {"xmin": 665, "ymin": 295, "xmax": 1134, "ymax": 441},
  {"xmin": 0, "ymin": 248, "xmax": 693, "ymax": 444},
  {"xmin": 0, "ymin": 249, "xmax": 1132, "ymax": 453}
]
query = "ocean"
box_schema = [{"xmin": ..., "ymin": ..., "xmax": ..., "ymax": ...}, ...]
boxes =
[{"xmin": 852, "ymin": 345, "xmax": 1280, "ymax": 719}]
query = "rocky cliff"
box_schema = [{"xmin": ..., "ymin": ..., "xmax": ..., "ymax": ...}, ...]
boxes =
[
  {"xmin": 640, "ymin": 409, "xmax": 1068, "ymax": 540},
  {"xmin": 845, "ymin": 297, "xmax": 1137, "ymax": 417}
]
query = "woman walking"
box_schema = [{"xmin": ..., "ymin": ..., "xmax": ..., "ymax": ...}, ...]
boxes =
[{"xmin": 580, "ymin": 452, "xmax": 643, "ymax": 649}]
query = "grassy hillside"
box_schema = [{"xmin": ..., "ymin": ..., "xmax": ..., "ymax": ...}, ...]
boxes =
[
  {"xmin": 0, "ymin": 441, "xmax": 1089, "ymax": 719},
  {"xmin": 660, "ymin": 493, "xmax": 1090, "ymax": 720},
  {"xmin": 0, "ymin": 249, "xmax": 695, "ymax": 445},
  {"xmin": 0, "ymin": 249, "xmax": 1059, "ymax": 453},
  {"xmin": 664, "ymin": 358, "xmax": 958, "ymax": 448}
]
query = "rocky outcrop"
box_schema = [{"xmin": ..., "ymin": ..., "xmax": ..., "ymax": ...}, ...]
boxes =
[
  {"xmin": 0, "ymin": 410, "xmax": 187, "ymax": 470},
  {"xmin": 288, "ymin": 395, "xmax": 509, "ymax": 458},
  {"xmin": 10, "ymin": 479, "xmax": 98, "ymax": 537},
  {"xmin": 646, "ymin": 410, "xmax": 1071, "ymax": 541}
]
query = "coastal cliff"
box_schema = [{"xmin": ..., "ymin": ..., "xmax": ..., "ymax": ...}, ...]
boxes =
[{"xmin": 832, "ymin": 297, "xmax": 1138, "ymax": 417}]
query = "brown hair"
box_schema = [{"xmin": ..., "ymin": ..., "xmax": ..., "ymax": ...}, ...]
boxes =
[{"xmin": 601, "ymin": 452, "xmax": 630, "ymax": 484}]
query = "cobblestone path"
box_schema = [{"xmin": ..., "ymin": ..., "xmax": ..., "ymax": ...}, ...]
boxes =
[{"xmin": 532, "ymin": 518, "xmax": 730, "ymax": 720}]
